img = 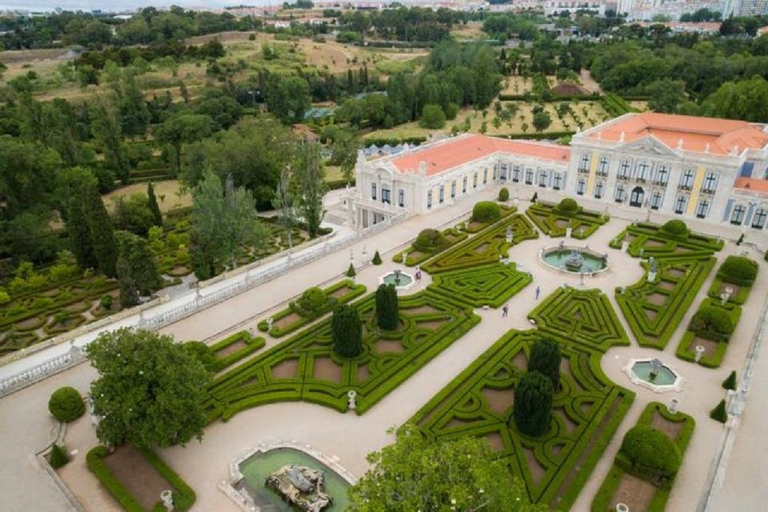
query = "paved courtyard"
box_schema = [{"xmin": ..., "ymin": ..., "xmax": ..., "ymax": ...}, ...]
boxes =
[{"xmin": 1, "ymin": 186, "xmax": 767, "ymax": 511}]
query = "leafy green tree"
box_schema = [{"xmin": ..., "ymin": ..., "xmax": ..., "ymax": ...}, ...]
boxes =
[
  {"xmin": 116, "ymin": 231, "xmax": 162, "ymax": 307},
  {"xmin": 85, "ymin": 188, "xmax": 118, "ymax": 277},
  {"xmin": 119, "ymin": 70, "xmax": 151, "ymax": 137},
  {"xmin": 528, "ymin": 338, "xmax": 561, "ymax": 391},
  {"xmin": 87, "ymin": 328, "xmax": 211, "ymax": 448},
  {"xmin": 90, "ymin": 97, "xmax": 130, "ymax": 184},
  {"xmin": 264, "ymin": 75, "xmax": 312, "ymax": 122},
  {"xmin": 293, "ymin": 142, "xmax": 327, "ymax": 238},
  {"xmin": 1, "ymin": 211, "xmax": 59, "ymax": 264},
  {"xmin": 146, "ymin": 182, "xmax": 163, "ymax": 228},
  {"xmin": 419, "ymin": 103, "xmax": 446, "ymax": 129},
  {"xmin": 328, "ymin": 127, "xmax": 361, "ymax": 184},
  {"xmin": 57, "ymin": 168, "xmax": 98, "ymax": 269},
  {"xmin": 513, "ymin": 371, "xmax": 553, "ymax": 437},
  {"xmin": 349, "ymin": 423, "xmax": 546, "ymax": 512},
  {"xmin": 112, "ymin": 193, "xmax": 155, "ymax": 236},
  {"xmin": 375, "ymin": 284, "xmax": 399, "ymax": 331},
  {"xmin": 332, "ymin": 304, "xmax": 363, "ymax": 358},
  {"xmin": 532, "ymin": 111, "xmax": 552, "ymax": 132},
  {"xmin": 155, "ymin": 112, "xmax": 216, "ymax": 174},
  {"xmin": 646, "ymin": 78, "xmax": 687, "ymax": 113},
  {"xmin": 272, "ymin": 168, "xmax": 295, "ymax": 250},
  {"xmin": 0, "ymin": 135, "xmax": 62, "ymax": 219},
  {"xmin": 191, "ymin": 169, "xmax": 267, "ymax": 271},
  {"xmin": 703, "ymin": 76, "xmax": 768, "ymax": 122}
]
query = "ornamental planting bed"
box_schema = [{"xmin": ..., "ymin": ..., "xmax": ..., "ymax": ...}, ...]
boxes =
[
  {"xmin": 427, "ymin": 262, "xmax": 533, "ymax": 308},
  {"xmin": 411, "ymin": 287, "xmax": 634, "ymax": 510},
  {"xmin": 526, "ymin": 201, "xmax": 609, "ymax": 239}
]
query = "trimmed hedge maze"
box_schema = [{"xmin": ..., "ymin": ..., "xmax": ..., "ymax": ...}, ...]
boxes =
[
  {"xmin": 526, "ymin": 201, "xmax": 609, "ymax": 239},
  {"xmin": 207, "ymin": 330, "xmax": 266, "ymax": 373},
  {"xmin": 610, "ymin": 222, "xmax": 722, "ymax": 350},
  {"xmin": 428, "ymin": 263, "xmax": 533, "ymax": 308},
  {"xmin": 257, "ymin": 280, "xmax": 367, "ymax": 338},
  {"xmin": 393, "ymin": 227, "xmax": 468, "ymax": 267},
  {"xmin": 412, "ymin": 328, "xmax": 634, "ymax": 510},
  {"xmin": 206, "ymin": 289, "xmax": 480, "ymax": 421},
  {"xmin": 676, "ymin": 298, "xmax": 743, "ymax": 368},
  {"xmin": 528, "ymin": 287, "xmax": 631, "ymax": 351},
  {"xmin": 422, "ymin": 214, "xmax": 539, "ymax": 274},
  {"xmin": 591, "ymin": 402, "xmax": 695, "ymax": 512}
]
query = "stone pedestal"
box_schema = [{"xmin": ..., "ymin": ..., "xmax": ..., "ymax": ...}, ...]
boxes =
[
  {"xmin": 566, "ymin": 227, "xmax": 573, "ymax": 239},
  {"xmin": 621, "ymin": 241, "xmax": 629, "ymax": 253},
  {"xmin": 647, "ymin": 270, "xmax": 657, "ymax": 282}
]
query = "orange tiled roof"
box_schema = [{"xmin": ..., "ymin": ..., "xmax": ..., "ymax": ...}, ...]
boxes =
[
  {"xmin": 586, "ymin": 113, "xmax": 768, "ymax": 155},
  {"xmin": 734, "ymin": 177, "xmax": 768, "ymax": 194},
  {"xmin": 389, "ymin": 134, "xmax": 571, "ymax": 176}
]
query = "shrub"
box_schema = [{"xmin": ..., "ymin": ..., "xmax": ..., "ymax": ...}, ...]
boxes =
[
  {"xmin": 346, "ymin": 263, "xmax": 356, "ymax": 277},
  {"xmin": 722, "ymin": 371, "xmax": 737, "ymax": 390},
  {"xmin": 183, "ymin": 341, "xmax": 216, "ymax": 369},
  {"xmin": 512, "ymin": 371, "xmax": 553, "ymax": 437},
  {"xmin": 50, "ymin": 444, "xmax": 70, "ymax": 469},
  {"xmin": 690, "ymin": 306, "xmax": 734, "ymax": 337},
  {"xmin": 100, "ymin": 294, "xmax": 113, "ymax": 310},
  {"xmin": 619, "ymin": 425, "xmax": 681, "ymax": 482},
  {"xmin": 718, "ymin": 255, "xmax": 758, "ymax": 285},
  {"xmin": 414, "ymin": 229, "xmax": 445, "ymax": 252},
  {"xmin": 332, "ymin": 304, "xmax": 363, "ymax": 358},
  {"xmin": 375, "ymin": 284, "xmax": 399, "ymax": 331},
  {"xmin": 296, "ymin": 287, "xmax": 327, "ymax": 317},
  {"xmin": 710, "ymin": 399, "xmax": 727, "ymax": 423},
  {"xmin": 556, "ymin": 198, "xmax": 579, "ymax": 214},
  {"xmin": 0, "ymin": 290, "xmax": 10, "ymax": 305},
  {"xmin": 660, "ymin": 219, "xmax": 689, "ymax": 237},
  {"xmin": 498, "ymin": 187, "xmax": 510, "ymax": 202},
  {"xmin": 528, "ymin": 338, "xmax": 561, "ymax": 390},
  {"xmin": 48, "ymin": 387, "xmax": 85, "ymax": 423},
  {"xmin": 372, "ymin": 251, "xmax": 382, "ymax": 265},
  {"xmin": 472, "ymin": 201, "xmax": 501, "ymax": 223}
]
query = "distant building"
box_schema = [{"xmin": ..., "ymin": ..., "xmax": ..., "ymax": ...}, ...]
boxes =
[{"xmin": 724, "ymin": 0, "xmax": 768, "ymax": 16}]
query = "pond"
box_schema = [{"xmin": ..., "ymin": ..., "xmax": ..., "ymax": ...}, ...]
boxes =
[
  {"xmin": 630, "ymin": 360, "xmax": 678, "ymax": 386},
  {"xmin": 380, "ymin": 270, "xmax": 415, "ymax": 290},
  {"xmin": 238, "ymin": 447, "xmax": 351, "ymax": 511},
  {"xmin": 541, "ymin": 247, "xmax": 608, "ymax": 274}
]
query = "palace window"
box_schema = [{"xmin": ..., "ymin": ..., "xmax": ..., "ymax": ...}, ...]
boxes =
[
  {"xmin": 451, "ymin": 181, "xmax": 456, "ymax": 198},
  {"xmin": 702, "ymin": 173, "xmax": 717, "ymax": 193},
  {"xmin": 473, "ymin": 172, "xmax": 478, "ymax": 189},
  {"xmin": 598, "ymin": 156, "xmax": 609, "ymax": 175},
  {"xmin": 382, "ymin": 187, "xmax": 391, "ymax": 204},
  {"xmin": 371, "ymin": 183, "xmax": 377, "ymax": 200},
  {"xmin": 614, "ymin": 184, "xmax": 625, "ymax": 203},
  {"xmin": 594, "ymin": 181, "xmax": 604, "ymax": 199},
  {"xmin": 637, "ymin": 161, "xmax": 649, "ymax": 181},
  {"xmin": 650, "ymin": 192, "xmax": 662, "ymax": 210},
  {"xmin": 439, "ymin": 185, "xmax": 445, "ymax": 204},
  {"xmin": 656, "ymin": 166, "xmax": 668, "ymax": 185},
  {"xmin": 578, "ymin": 154, "xmax": 590, "ymax": 171},
  {"xmin": 731, "ymin": 204, "xmax": 746, "ymax": 225},
  {"xmin": 618, "ymin": 160, "xmax": 630, "ymax": 179},
  {"xmin": 553, "ymin": 173, "xmax": 562, "ymax": 190},
  {"xmin": 525, "ymin": 169, "xmax": 533, "ymax": 185},
  {"xmin": 680, "ymin": 169, "xmax": 694, "ymax": 189},
  {"xmin": 696, "ymin": 199, "xmax": 709, "ymax": 219},
  {"xmin": 398, "ymin": 189, "xmax": 405, "ymax": 207},
  {"xmin": 512, "ymin": 166, "xmax": 521, "ymax": 182},
  {"xmin": 674, "ymin": 195, "xmax": 687, "ymax": 214},
  {"xmin": 752, "ymin": 208, "xmax": 767, "ymax": 229},
  {"xmin": 462, "ymin": 176, "xmax": 467, "ymax": 193},
  {"xmin": 427, "ymin": 190, "xmax": 433, "ymax": 209},
  {"xmin": 538, "ymin": 170, "xmax": 548, "ymax": 188},
  {"xmin": 577, "ymin": 179, "xmax": 586, "ymax": 196},
  {"xmin": 483, "ymin": 168, "xmax": 488, "ymax": 184}
]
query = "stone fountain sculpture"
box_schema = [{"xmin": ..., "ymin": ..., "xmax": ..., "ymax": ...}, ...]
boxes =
[
  {"xmin": 564, "ymin": 250, "xmax": 584, "ymax": 272},
  {"xmin": 266, "ymin": 464, "xmax": 332, "ymax": 512}
]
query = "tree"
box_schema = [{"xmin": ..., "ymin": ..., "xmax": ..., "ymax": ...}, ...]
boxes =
[
  {"xmin": 272, "ymin": 167, "xmax": 295, "ymax": 250},
  {"xmin": 49, "ymin": 444, "xmax": 70, "ymax": 469},
  {"xmin": 87, "ymin": 328, "xmax": 211, "ymax": 448},
  {"xmin": 349, "ymin": 423, "xmax": 546, "ymax": 512},
  {"xmin": 191, "ymin": 169, "xmax": 267, "ymax": 271},
  {"xmin": 116, "ymin": 231, "xmax": 162, "ymax": 307},
  {"xmin": 264, "ymin": 75, "xmax": 312, "ymax": 122},
  {"xmin": 155, "ymin": 112, "xmax": 216, "ymax": 174},
  {"xmin": 646, "ymin": 79, "xmax": 687, "ymax": 113},
  {"xmin": 710, "ymin": 399, "xmax": 728, "ymax": 423},
  {"xmin": 532, "ymin": 111, "xmax": 552, "ymax": 132},
  {"xmin": 332, "ymin": 304, "xmax": 363, "ymax": 358},
  {"xmin": 528, "ymin": 338, "xmax": 561, "ymax": 390},
  {"xmin": 85, "ymin": 188, "xmax": 118, "ymax": 277},
  {"xmin": 346, "ymin": 263, "xmax": 356, "ymax": 277},
  {"xmin": 722, "ymin": 371, "xmax": 737, "ymax": 390},
  {"xmin": 513, "ymin": 371, "xmax": 553, "ymax": 437},
  {"xmin": 702, "ymin": 76, "xmax": 768, "ymax": 122},
  {"xmin": 619, "ymin": 425, "xmax": 681, "ymax": 481},
  {"xmin": 57, "ymin": 168, "xmax": 98, "ymax": 269},
  {"xmin": 293, "ymin": 142, "xmax": 327, "ymax": 238},
  {"xmin": 328, "ymin": 127, "xmax": 361, "ymax": 184},
  {"xmin": 147, "ymin": 182, "xmax": 163, "ymax": 228},
  {"xmin": 90, "ymin": 97, "xmax": 130, "ymax": 184},
  {"xmin": 371, "ymin": 250, "xmax": 382, "ymax": 265},
  {"xmin": 419, "ymin": 103, "xmax": 446, "ymax": 129},
  {"xmin": 113, "ymin": 193, "xmax": 155, "ymax": 236},
  {"xmin": 375, "ymin": 284, "xmax": 399, "ymax": 331}
]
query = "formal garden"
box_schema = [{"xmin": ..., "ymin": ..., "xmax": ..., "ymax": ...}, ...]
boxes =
[{"xmin": 526, "ymin": 199, "xmax": 610, "ymax": 239}]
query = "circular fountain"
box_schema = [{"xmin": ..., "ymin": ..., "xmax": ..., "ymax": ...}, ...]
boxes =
[
  {"xmin": 540, "ymin": 244, "xmax": 609, "ymax": 275},
  {"xmin": 623, "ymin": 358, "xmax": 684, "ymax": 393},
  {"xmin": 379, "ymin": 269, "xmax": 415, "ymax": 290}
]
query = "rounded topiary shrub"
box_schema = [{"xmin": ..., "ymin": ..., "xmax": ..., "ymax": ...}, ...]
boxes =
[
  {"xmin": 528, "ymin": 338, "xmax": 561, "ymax": 390},
  {"xmin": 660, "ymin": 220, "xmax": 689, "ymax": 237},
  {"xmin": 298, "ymin": 287, "xmax": 326, "ymax": 312},
  {"xmin": 556, "ymin": 198, "xmax": 580, "ymax": 214},
  {"xmin": 690, "ymin": 306, "xmax": 734, "ymax": 338},
  {"xmin": 414, "ymin": 229, "xmax": 445, "ymax": 252},
  {"xmin": 472, "ymin": 201, "xmax": 501, "ymax": 223},
  {"xmin": 719, "ymin": 255, "xmax": 758, "ymax": 285},
  {"xmin": 512, "ymin": 371, "xmax": 553, "ymax": 437},
  {"xmin": 48, "ymin": 387, "xmax": 85, "ymax": 423},
  {"xmin": 498, "ymin": 187, "xmax": 510, "ymax": 202},
  {"xmin": 619, "ymin": 425, "xmax": 681, "ymax": 483}
]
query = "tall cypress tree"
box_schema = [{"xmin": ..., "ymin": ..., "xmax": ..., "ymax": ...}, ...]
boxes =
[
  {"xmin": 332, "ymin": 304, "xmax": 363, "ymax": 358},
  {"xmin": 85, "ymin": 188, "xmax": 118, "ymax": 277},
  {"xmin": 376, "ymin": 284, "xmax": 399, "ymax": 331},
  {"xmin": 512, "ymin": 371, "xmax": 554, "ymax": 437},
  {"xmin": 528, "ymin": 338, "xmax": 561, "ymax": 391},
  {"xmin": 116, "ymin": 230, "xmax": 162, "ymax": 308},
  {"xmin": 147, "ymin": 182, "xmax": 163, "ymax": 228},
  {"xmin": 66, "ymin": 197, "xmax": 97, "ymax": 270}
]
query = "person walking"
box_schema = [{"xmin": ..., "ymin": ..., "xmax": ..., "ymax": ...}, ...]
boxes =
[
  {"xmin": 502, "ymin": 304, "xmax": 509, "ymax": 317},
  {"xmin": 535, "ymin": 286, "xmax": 541, "ymax": 300}
]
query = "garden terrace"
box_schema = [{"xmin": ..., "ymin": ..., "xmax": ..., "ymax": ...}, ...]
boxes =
[
  {"xmin": 205, "ymin": 289, "xmax": 480, "ymax": 421},
  {"xmin": 393, "ymin": 226, "xmax": 468, "ymax": 267},
  {"xmin": 428, "ymin": 263, "xmax": 533, "ymax": 308},
  {"xmin": 617, "ymin": 258, "xmax": 716, "ymax": 350},
  {"xmin": 675, "ymin": 298, "xmax": 743, "ymax": 368},
  {"xmin": 525, "ymin": 201, "xmax": 609, "ymax": 239},
  {"xmin": 608, "ymin": 222, "xmax": 724, "ymax": 260},
  {"xmin": 528, "ymin": 287, "xmax": 631, "ymax": 352},
  {"xmin": 86, "ymin": 445, "xmax": 196, "ymax": 512},
  {"xmin": 465, "ymin": 204, "xmax": 518, "ymax": 233},
  {"xmin": 706, "ymin": 255, "xmax": 759, "ymax": 306},
  {"xmin": 411, "ymin": 328, "xmax": 634, "ymax": 510},
  {"xmin": 206, "ymin": 330, "xmax": 266, "ymax": 373},
  {"xmin": 257, "ymin": 280, "xmax": 367, "ymax": 338},
  {"xmin": 422, "ymin": 214, "xmax": 538, "ymax": 274},
  {"xmin": 591, "ymin": 402, "xmax": 695, "ymax": 512}
]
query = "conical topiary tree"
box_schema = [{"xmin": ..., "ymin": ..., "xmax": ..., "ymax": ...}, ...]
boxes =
[
  {"xmin": 710, "ymin": 399, "xmax": 728, "ymax": 423},
  {"xmin": 372, "ymin": 250, "xmax": 382, "ymax": 265},
  {"xmin": 528, "ymin": 338, "xmax": 561, "ymax": 391},
  {"xmin": 332, "ymin": 304, "xmax": 363, "ymax": 358},
  {"xmin": 346, "ymin": 263, "xmax": 356, "ymax": 278},
  {"xmin": 49, "ymin": 444, "xmax": 70, "ymax": 469},
  {"xmin": 376, "ymin": 284, "xmax": 399, "ymax": 330},
  {"xmin": 512, "ymin": 371, "xmax": 553, "ymax": 437},
  {"xmin": 722, "ymin": 371, "xmax": 737, "ymax": 391}
]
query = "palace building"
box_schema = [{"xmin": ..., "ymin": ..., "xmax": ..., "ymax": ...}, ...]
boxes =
[{"xmin": 350, "ymin": 112, "xmax": 768, "ymax": 233}]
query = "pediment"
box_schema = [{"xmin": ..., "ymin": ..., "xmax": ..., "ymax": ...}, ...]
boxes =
[{"xmin": 622, "ymin": 136, "xmax": 680, "ymax": 158}]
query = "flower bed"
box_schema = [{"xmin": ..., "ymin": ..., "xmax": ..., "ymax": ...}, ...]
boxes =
[{"xmin": 526, "ymin": 201, "xmax": 609, "ymax": 239}]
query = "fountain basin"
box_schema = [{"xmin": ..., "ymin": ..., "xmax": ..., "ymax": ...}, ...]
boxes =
[
  {"xmin": 540, "ymin": 245, "xmax": 609, "ymax": 275},
  {"xmin": 623, "ymin": 358, "xmax": 684, "ymax": 393},
  {"xmin": 379, "ymin": 270, "xmax": 415, "ymax": 290}
]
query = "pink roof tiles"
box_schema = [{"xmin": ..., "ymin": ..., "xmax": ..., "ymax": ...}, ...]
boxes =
[
  {"xmin": 734, "ymin": 177, "xmax": 768, "ymax": 194},
  {"xmin": 587, "ymin": 113, "xmax": 768, "ymax": 155},
  {"xmin": 389, "ymin": 134, "xmax": 571, "ymax": 176}
]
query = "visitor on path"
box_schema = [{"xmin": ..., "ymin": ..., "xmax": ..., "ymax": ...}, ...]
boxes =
[
  {"xmin": 535, "ymin": 286, "xmax": 541, "ymax": 300},
  {"xmin": 415, "ymin": 270, "xmax": 422, "ymax": 281},
  {"xmin": 502, "ymin": 304, "xmax": 509, "ymax": 317}
]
